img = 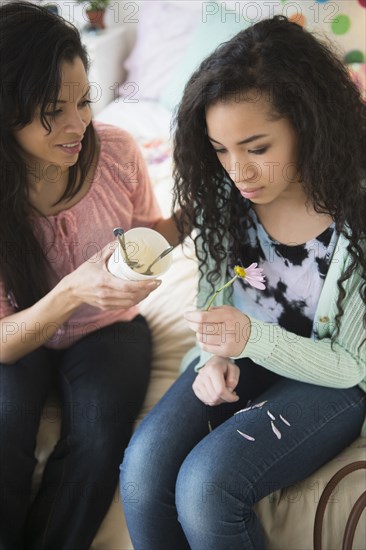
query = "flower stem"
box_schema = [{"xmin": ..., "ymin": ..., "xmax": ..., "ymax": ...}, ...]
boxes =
[{"xmin": 204, "ymin": 275, "xmax": 238, "ymax": 311}]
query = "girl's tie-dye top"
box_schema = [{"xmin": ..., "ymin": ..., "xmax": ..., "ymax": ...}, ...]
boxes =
[{"xmin": 230, "ymin": 207, "xmax": 337, "ymax": 338}]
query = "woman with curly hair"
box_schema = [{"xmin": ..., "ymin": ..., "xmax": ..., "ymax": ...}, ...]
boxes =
[{"xmin": 120, "ymin": 16, "xmax": 366, "ymax": 549}]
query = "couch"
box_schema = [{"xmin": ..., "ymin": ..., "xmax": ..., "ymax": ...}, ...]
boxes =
[{"xmin": 34, "ymin": 238, "xmax": 365, "ymax": 549}]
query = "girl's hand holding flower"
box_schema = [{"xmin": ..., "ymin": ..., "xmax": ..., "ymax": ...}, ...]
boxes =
[
  {"xmin": 184, "ymin": 264, "xmax": 265, "ymax": 357},
  {"xmin": 184, "ymin": 305, "xmax": 251, "ymax": 357}
]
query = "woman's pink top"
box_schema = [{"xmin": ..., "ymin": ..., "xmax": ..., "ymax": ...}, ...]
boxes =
[{"xmin": 0, "ymin": 122, "xmax": 161, "ymax": 349}]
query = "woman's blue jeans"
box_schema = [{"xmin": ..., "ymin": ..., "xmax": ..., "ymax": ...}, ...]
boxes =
[
  {"xmin": 120, "ymin": 358, "xmax": 365, "ymax": 550},
  {"xmin": 0, "ymin": 317, "xmax": 151, "ymax": 550}
]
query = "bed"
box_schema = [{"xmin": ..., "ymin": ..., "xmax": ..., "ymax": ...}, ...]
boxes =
[{"xmin": 34, "ymin": 1, "xmax": 366, "ymax": 548}]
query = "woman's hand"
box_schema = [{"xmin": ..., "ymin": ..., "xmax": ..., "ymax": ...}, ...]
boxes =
[
  {"xmin": 64, "ymin": 242, "xmax": 161, "ymax": 311},
  {"xmin": 0, "ymin": 242, "xmax": 162, "ymax": 364},
  {"xmin": 192, "ymin": 355, "xmax": 240, "ymax": 405},
  {"xmin": 184, "ymin": 305, "xmax": 251, "ymax": 357}
]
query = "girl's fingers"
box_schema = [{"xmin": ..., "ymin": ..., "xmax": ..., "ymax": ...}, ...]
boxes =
[
  {"xmin": 195, "ymin": 366, "xmax": 239, "ymax": 405},
  {"xmin": 225, "ymin": 362, "xmax": 240, "ymax": 391},
  {"xmin": 193, "ymin": 376, "xmax": 215, "ymax": 405}
]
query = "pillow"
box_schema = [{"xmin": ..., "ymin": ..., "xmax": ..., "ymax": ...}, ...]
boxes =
[
  {"xmin": 159, "ymin": 0, "xmax": 366, "ymax": 112},
  {"xmin": 159, "ymin": 3, "xmax": 251, "ymax": 112},
  {"xmin": 119, "ymin": 1, "xmax": 201, "ymax": 101}
]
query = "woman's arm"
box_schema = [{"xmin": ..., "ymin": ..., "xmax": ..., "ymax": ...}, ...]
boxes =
[
  {"xmin": 0, "ymin": 243, "xmax": 161, "ymax": 364},
  {"xmin": 1, "ymin": 277, "xmax": 80, "ymax": 364}
]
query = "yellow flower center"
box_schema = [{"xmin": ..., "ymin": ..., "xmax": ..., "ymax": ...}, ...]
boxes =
[{"xmin": 234, "ymin": 265, "xmax": 246, "ymax": 278}]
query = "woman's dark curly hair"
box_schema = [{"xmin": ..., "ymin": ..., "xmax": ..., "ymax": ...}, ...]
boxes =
[
  {"xmin": 172, "ymin": 15, "xmax": 366, "ymax": 341},
  {"xmin": 0, "ymin": 1, "xmax": 96, "ymax": 310}
]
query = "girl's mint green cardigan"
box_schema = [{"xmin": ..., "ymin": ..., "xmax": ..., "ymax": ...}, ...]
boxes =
[{"xmin": 181, "ymin": 232, "xmax": 366, "ymax": 436}]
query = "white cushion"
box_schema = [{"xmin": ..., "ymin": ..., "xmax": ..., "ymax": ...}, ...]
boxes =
[{"xmin": 119, "ymin": 1, "xmax": 200, "ymax": 101}]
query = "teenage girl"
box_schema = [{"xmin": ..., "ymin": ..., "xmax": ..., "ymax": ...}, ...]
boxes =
[{"xmin": 120, "ymin": 15, "xmax": 366, "ymax": 549}]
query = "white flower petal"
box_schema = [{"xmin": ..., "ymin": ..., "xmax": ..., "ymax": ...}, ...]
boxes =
[
  {"xmin": 271, "ymin": 421, "xmax": 282, "ymax": 439},
  {"xmin": 280, "ymin": 414, "xmax": 291, "ymax": 426},
  {"xmin": 234, "ymin": 400, "xmax": 268, "ymax": 415},
  {"xmin": 237, "ymin": 429, "xmax": 255, "ymax": 441}
]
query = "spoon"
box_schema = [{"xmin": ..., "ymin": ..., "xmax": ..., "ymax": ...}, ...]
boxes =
[
  {"xmin": 112, "ymin": 227, "xmax": 142, "ymax": 269},
  {"xmin": 140, "ymin": 246, "xmax": 174, "ymax": 276}
]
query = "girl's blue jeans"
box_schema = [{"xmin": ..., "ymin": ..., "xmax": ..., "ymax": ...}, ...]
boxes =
[{"xmin": 120, "ymin": 357, "xmax": 365, "ymax": 550}]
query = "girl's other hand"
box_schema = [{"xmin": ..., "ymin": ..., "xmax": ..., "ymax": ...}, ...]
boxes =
[
  {"xmin": 192, "ymin": 355, "xmax": 240, "ymax": 406},
  {"xmin": 184, "ymin": 305, "xmax": 251, "ymax": 357},
  {"xmin": 63, "ymin": 242, "xmax": 161, "ymax": 311}
]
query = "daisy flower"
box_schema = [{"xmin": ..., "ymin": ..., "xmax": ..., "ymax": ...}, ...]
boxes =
[{"xmin": 205, "ymin": 263, "xmax": 266, "ymax": 310}]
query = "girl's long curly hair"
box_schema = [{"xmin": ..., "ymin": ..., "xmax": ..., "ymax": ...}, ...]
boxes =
[
  {"xmin": 0, "ymin": 1, "xmax": 96, "ymax": 310},
  {"xmin": 172, "ymin": 15, "xmax": 366, "ymax": 341}
]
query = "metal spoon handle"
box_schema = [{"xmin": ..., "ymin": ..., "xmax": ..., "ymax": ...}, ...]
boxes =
[
  {"xmin": 143, "ymin": 246, "xmax": 174, "ymax": 274},
  {"xmin": 112, "ymin": 227, "xmax": 139, "ymax": 267}
]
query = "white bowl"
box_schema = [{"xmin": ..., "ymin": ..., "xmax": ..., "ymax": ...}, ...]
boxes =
[{"xmin": 107, "ymin": 227, "xmax": 173, "ymax": 280}]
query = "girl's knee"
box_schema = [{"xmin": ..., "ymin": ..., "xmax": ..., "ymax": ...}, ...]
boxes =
[
  {"xmin": 121, "ymin": 421, "xmax": 182, "ymax": 511},
  {"xmin": 176, "ymin": 450, "xmax": 222, "ymax": 529},
  {"xmin": 176, "ymin": 443, "xmax": 253, "ymax": 531}
]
